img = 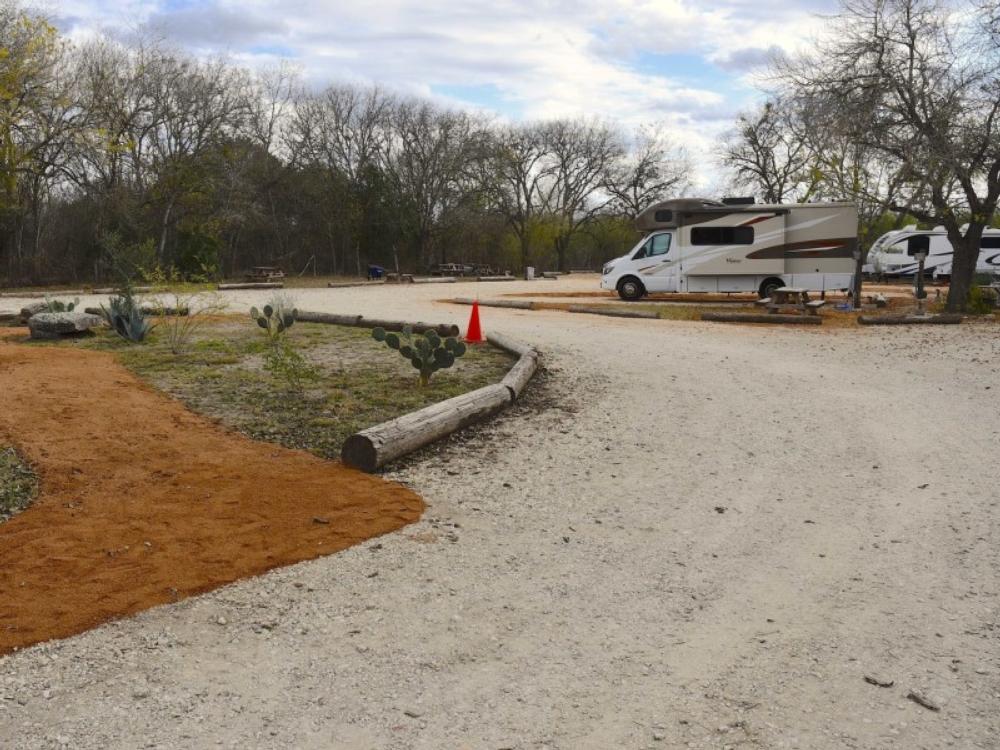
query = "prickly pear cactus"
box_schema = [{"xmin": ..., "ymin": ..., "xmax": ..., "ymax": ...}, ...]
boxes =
[
  {"xmin": 250, "ymin": 304, "xmax": 298, "ymax": 341},
  {"xmin": 372, "ymin": 325, "xmax": 467, "ymax": 385}
]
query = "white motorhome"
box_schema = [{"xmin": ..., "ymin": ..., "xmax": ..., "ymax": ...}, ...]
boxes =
[
  {"xmin": 863, "ymin": 225, "xmax": 1000, "ymax": 280},
  {"xmin": 601, "ymin": 198, "xmax": 858, "ymax": 300}
]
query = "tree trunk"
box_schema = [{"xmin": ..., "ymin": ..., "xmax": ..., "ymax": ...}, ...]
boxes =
[
  {"xmin": 945, "ymin": 226, "xmax": 984, "ymax": 313},
  {"xmin": 519, "ymin": 232, "xmax": 530, "ymax": 272},
  {"xmin": 554, "ymin": 234, "xmax": 568, "ymax": 272},
  {"xmin": 158, "ymin": 198, "xmax": 175, "ymax": 266}
]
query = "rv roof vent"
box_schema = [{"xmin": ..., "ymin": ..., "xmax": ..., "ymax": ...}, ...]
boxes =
[{"xmin": 722, "ymin": 196, "xmax": 755, "ymax": 205}]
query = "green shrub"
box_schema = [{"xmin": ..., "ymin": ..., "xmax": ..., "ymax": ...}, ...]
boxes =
[
  {"xmin": 966, "ymin": 286, "xmax": 998, "ymax": 315},
  {"xmin": 262, "ymin": 338, "xmax": 319, "ymax": 391},
  {"xmin": 372, "ymin": 325, "xmax": 467, "ymax": 386},
  {"xmin": 158, "ymin": 293, "xmax": 226, "ymax": 355}
]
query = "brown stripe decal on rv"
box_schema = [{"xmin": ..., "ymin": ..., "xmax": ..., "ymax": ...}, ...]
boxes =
[
  {"xmin": 739, "ymin": 215, "xmax": 777, "ymax": 226},
  {"xmin": 746, "ymin": 238, "xmax": 858, "ymax": 259}
]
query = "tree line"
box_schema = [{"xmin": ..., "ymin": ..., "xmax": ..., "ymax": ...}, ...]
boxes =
[
  {"xmin": 3, "ymin": 0, "xmax": 997, "ymax": 311},
  {"xmin": 0, "ymin": 1, "xmax": 691, "ymax": 285}
]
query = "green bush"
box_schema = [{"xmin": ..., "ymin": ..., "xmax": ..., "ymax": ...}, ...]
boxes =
[
  {"xmin": 966, "ymin": 286, "xmax": 998, "ymax": 315},
  {"xmin": 372, "ymin": 325, "xmax": 467, "ymax": 386},
  {"xmin": 174, "ymin": 227, "xmax": 221, "ymax": 281},
  {"xmin": 262, "ymin": 338, "xmax": 319, "ymax": 391}
]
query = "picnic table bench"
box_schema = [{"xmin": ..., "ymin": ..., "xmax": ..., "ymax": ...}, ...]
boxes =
[
  {"xmin": 244, "ymin": 266, "xmax": 286, "ymax": 282},
  {"xmin": 756, "ymin": 287, "xmax": 826, "ymax": 316}
]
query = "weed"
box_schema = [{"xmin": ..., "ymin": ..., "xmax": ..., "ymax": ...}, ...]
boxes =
[{"xmin": 0, "ymin": 447, "xmax": 38, "ymax": 521}]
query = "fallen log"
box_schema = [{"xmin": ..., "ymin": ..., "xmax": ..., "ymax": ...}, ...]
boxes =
[
  {"xmin": 361, "ymin": 317, "xmax": 459, "ymax": 337},
  {"xmin": 451, "ymin": 297, "xmax": 534, "ymax": 310},
  {"xmin": 296, "ymin": 310, "xmax": 459, "ymax": 337},
  {"xmin": 326, "ymin": 280, "xmax": 386, "ymax": 288},
  {"xmin": 501, "ymin": 352, "xmax": 538, "ymax": 400},
  {"xmin": 84, "ymin": 306, "xmax": 189, "ymax": 317},
  {"xmin": 217, "ymin": 282, "xmax": 284, "ymax": 290},
  {"xmin": 91, "ymin": 285, "xmax": 154, "ymax": 295},
  {"xmin": 476, "ymin": 275, "xmax": 517, "ymax": 282},
  {"xmin": 857, "ymin": 314, "xmax": 962, "ymax": 325},
  {"xmin": 701, "ymin": 312, "xmax": 823, "ymax": 325},
  {"xmin": 296, "ymin": 311, "xmax": 364, "ymax": 327},
  {"xmin": 567, "ymin": 305, "xmax": 659, "ymax": 319},
  {"xmin": 0, "ymin": 289, "xmax": 87, "ymax": 299},
  {"xmin": 342, "ymin": 383, "xmax": 512, "ymax": 472},
  {"xmin": 486, "ymin": 332, "xmax": 535, "ymax": 359},
  {"xmin": 410, "ymin": 276, "xmax": 457, "ymax": 284}
]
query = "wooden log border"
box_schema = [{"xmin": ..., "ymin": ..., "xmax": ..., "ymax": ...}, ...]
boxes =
[
  {"xmin": 451, "ymin": 297, "xmax": 535, "ymax": 310},
  {"xmin": 217, "ymin": 282, "xmax": 285, "ymax": 290},
  {"xmin": 857, "ymin": 314, "xmax": 963, "ymax": 325},
  {"xmin": 701, "ymin": 312, "xmax": 823, "ymax": 325},
  {"xmin": 296, "ymin": 310, "xmax": 459, "ymax": 337},
  {"xmin": 295, "ymin": 309, "xmax": 539, "ymax": 472},
  {"xmin": 567, "ymin": 305, "xmax": 659, "ymax": 319}
]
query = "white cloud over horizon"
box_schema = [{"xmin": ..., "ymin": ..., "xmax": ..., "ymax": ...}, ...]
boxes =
[{"xmin": 49, "ymin": 0, "xmax": 839, "ymax": 188}]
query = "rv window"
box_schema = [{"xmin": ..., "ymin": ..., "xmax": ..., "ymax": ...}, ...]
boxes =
[
  {"xmin": 690, "ymin": 226, "xmax": 754, "ymax": 245},
  {"xmin": 981, "ymin": 237, "xmax": 1000, "ymax": 250},
  {"xmin": 906, "ymin": 235, "xmax": 930, "ymax": 256},
  {"xmin": 632, "ymin": 239, "xmax": 651, "ymax": 260},
  {"xmin": 649, "ymin": 234, "xmax": 671, "ymax": 256},
  {"xmin": 654, "ymin": 209, "xmax": 673, "ymax": 223}
]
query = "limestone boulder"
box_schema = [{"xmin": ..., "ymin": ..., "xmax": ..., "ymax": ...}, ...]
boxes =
[
  {"xmin": 19, "ymin": 302, "xmax": 47, "ymax": 324},
  {"xmin": 28, "ymin": 312, "xmax": 103, "ymax": 340}
]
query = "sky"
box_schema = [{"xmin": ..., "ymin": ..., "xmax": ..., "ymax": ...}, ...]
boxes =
[{"xmin": 50, "ymin": 0, "xmax": 840, "ymax": 188}]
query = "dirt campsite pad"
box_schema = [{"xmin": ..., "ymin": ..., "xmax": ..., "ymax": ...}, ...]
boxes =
[{"xmin": 0, "ymin": 331, "xmax": 424, "ymax": 655}]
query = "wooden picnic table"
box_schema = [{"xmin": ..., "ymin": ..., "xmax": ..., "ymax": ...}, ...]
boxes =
[
  {"xmin": 756, "ymin": 287, "xmax": 826, "ymax": 316},
  {"xmin": 244, "ymin": 266, "xmax": 286, "ymax": 282}
]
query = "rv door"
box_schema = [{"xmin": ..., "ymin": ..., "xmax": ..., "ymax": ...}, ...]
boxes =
[{"xmin": 633, "ymin": 232, "xmax": 679, "ymax": 292}]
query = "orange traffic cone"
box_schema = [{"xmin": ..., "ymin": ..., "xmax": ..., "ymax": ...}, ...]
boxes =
[{"xmin": 465, "ymin": 300, "xmax": 484, "ymax": 343}]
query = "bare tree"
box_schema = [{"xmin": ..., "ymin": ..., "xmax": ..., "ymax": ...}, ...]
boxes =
[
  {"xmin": 290, "ymin": 83, "xmax": 394, "ymax": 273},
  {"xmin": 778, "ymin": 0, "xmax": 1000, "ymax": 311},
  {"xmin": 721, "ymin": 99, "xmax": 821, "ymax": 203},
  {"xmin": 540, "ymin": 119, "xmax": 623, "ymax": 272},
  {"xmin": 382, "ymin": 100, "xmax": 487, "ymax": 269},
  {"xmin": 604, "ymin": 125, "xmax": 692, "ymax": 219},
  {"xmin": 486, "ymin": 123, "xmax": 552, "ymax": 271}
]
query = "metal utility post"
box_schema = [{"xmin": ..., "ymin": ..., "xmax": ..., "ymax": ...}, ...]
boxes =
[
  {"xmin": 852, "ymin": 247, "xmax": 863, "ymax": 310},
  {"xmin": 914, "ymin": 250, "xmax": 928, "ymax": 315}
]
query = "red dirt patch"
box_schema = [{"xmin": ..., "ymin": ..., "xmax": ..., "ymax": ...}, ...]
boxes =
[{"xmin": 0, "ymin": 337, "xmax": 424, "ymax": 655}]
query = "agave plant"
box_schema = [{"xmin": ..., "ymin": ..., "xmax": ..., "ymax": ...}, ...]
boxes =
[
  {"xmin": 100, "ymin": 288, "xmax": 153, "ymax": 343},
  {"xmin": 373, "ymin": 325, "xmax": 467, "ymax": 386}
]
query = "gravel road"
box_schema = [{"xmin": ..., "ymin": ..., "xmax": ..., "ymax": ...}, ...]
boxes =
[{"xmin": 2, "ymin": 277, "xmax": 999, "ymax": 749}]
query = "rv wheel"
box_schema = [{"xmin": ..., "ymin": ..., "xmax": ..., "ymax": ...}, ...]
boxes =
[
  {"xmin": 617, "ymin": 276, "xmax": 645, "ymax": 301},
  {"xmin": 759, "ymin": 278, "xmax": 784, "ymax": 299}
]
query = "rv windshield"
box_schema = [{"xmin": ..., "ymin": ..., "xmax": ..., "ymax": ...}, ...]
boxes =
[{"xmin": 633, "ymin": 233, "xmax": 671, "ymax": 259}]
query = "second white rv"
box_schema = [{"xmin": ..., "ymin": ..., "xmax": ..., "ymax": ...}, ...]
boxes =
[
  {"xmin": 601, "ymin": 198, "xmax": 858, "ymax": 300},
  {"xmin": 863, "ymin": 225, "xmax": 1000, "ymax": 280}
]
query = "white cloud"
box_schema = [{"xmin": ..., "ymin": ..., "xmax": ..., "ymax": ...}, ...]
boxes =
[{"xmin": 52, "ymin": 0, "xmax": 837, "ymax": 187}]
